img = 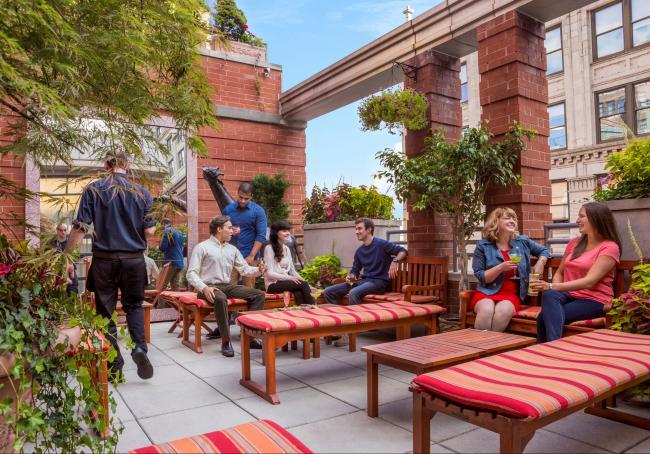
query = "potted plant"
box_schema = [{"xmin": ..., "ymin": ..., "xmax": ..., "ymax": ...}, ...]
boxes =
[
  {"xmin": 593, "ymin": 137, "xmax": 650, "ymax": 260},
  {"xmin": 302, "ymin": 183, "xmax": 399, "ymax": 268},
  {"xmin": 0, "ymin": 235, "xmax": 119, "ymax": 452},
  {"xmin": 376, "ymin": 123, "xmax": 534, "ymax": 299},
  {"xmin": 298, "ymin": 254, "xmax": 348, "ymax": 303}
]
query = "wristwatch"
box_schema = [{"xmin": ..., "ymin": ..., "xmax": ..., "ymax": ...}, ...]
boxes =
[{"xmin": 549, "ymin": 283, "xmax": 553, "ymax": 290}]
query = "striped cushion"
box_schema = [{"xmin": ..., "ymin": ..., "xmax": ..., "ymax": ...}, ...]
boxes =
[
  {"xmin": 569, "ymin": 317, "xmax": 606, "ymax": 327},
  {"xmin": 130, "ymin": 419, "xmax": 312, "ymax": 453},
  {"xmin": 237, "ymin": 300, "xmax": 445, "ymax": 332},
  {"xmin": 265, "ymin": 293, "xmax": 284, "ymax": 300},
  {"xmin": 413, "ymin": 329, "xmax": 650, "ymax": 421},
  {"xmin": 179, "ymin": 296, "xmax": 247, "ymax": 308},
  {"xmin": 514, "ymin": 305, "xmax": 541, "ymax": 319},
  {"xmin": 364, "ymin": 293, "xmax": 438, "ymax": 304},
  {"xmin": 160, "ymin": 291, "xmax": 197, "ymax": 300}
]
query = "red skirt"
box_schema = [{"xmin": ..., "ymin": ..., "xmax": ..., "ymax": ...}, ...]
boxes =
[{"xmin": 471, "ymin": 250, "xmax": 522, "ymax": 311}]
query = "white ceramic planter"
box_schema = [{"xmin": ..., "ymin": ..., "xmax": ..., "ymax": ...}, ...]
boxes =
[{"xmin": 303, "ymin": 219, "xmax": 402, "ymax": 269}]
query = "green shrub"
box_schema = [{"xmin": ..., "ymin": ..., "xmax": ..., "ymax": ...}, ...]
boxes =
[
  {"xmin": 214, "ymin": 0, "xmax": 265, "ymax": 47},
  {"xmin": 298, "ymin": 254, "xmax": 347, "ymax": 288},
  {"xmin": 593, "ymin": 138, "xmax": 650, "ymax": 201},
  {"xmin": 303, "ymin": 183, "xmax": 394, "ymax": 224},
  {"xmin": 251, "ymin": 173, "xmax": 291, "ymax": 225}
]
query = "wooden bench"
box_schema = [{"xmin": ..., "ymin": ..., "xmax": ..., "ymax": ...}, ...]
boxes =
[
  {"xmin": 460, "ymin": 259, "xmax": 638, "ymax": 336},
  {"xmin": 411, "ymin": 329, "xmax": 650, "ymax": 454},
  {"xmin": 130, "ymin": 419, "xmax": 312, "ymax": 453},
  {"xmin": 237, "ymin": 300, "xmax": 446, "ymax": 404},
  {"xmin": 178, "ymin": 292, "xmax": 293, "ymax": 353}
]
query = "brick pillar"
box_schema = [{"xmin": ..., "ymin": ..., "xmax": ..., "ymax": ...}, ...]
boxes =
[
  {"xmin": 403, "ymin": 50, "xmax": 461, "ymax": 258},
  {"xmin": 477, "ymin": 11, "xmax": 552, "ymax": 242},
  {"xmin": 0, "ymin": 114, "xmax": 26, "ymax": 240}
]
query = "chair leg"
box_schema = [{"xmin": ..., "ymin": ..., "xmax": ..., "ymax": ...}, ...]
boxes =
[
  {"xmin": 143, "ymin": 305, "xmax": 151, "ymax": 343},
  {"xmin": 302, "ymin": 338, "xmax": 310, "ymax": 360},
  {"xmin": 413, "ymin": 392, "xmax": 433, "ymax": 454},
  {"xmin": 349, "ymin": 333, "xmax": 357, "ymax": 352},
  {"xmin": 312, "ymin": 337, "xmax": 320, "ymax": 358}
]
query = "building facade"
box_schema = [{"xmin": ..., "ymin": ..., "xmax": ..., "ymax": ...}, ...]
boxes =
[{"xmin": 462, "ymin": 0, "xmax": 650, "ymax": 223}]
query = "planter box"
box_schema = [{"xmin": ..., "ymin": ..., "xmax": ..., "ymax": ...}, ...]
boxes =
[
  {"xmin": 303, "ymin": 219, "xmax": 402, "ymax": 269},
  {"xmin": 603, "ymin": 198, "xmax": 650, "ymax": 260}
]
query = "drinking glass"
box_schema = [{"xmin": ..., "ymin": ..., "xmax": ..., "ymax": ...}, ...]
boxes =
[{"xmin": 508, "ymin": 246, "xmax": 523, "ymax": 280}]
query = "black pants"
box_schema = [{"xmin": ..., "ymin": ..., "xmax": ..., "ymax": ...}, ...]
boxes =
[
  {"xmin": 267, "ymin": 280, "xmax": 316, "ymax": 305},
  {"xmin": 199, "ymin": 284, "xmax": 265, "ymax": 342},
  {"xmin": 88, "ymin": 254, "xmax": 147, "ymax": 369}
]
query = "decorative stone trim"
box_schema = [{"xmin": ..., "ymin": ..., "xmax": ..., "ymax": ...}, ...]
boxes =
[
  {"xmin": 216, "ymin": 105, "xmax": 307, "ymax": 129},
  {"xmin": 551, "ymin": 141, "xmax": 625, "ymax": 166}
]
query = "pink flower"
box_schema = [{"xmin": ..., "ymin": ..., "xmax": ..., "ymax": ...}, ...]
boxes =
[
  {"xmin": 244, "ymin": 24, "xmax": 249, "ymax": 30},
  {"xmin": 0, "ymin": 264, "xmax": 12, "ymax": 277}
]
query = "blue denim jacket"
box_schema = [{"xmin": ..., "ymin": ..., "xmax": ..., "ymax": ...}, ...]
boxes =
[{"xmin": 472, "ymin": 236, "xmax": 551, "ymax": 303}]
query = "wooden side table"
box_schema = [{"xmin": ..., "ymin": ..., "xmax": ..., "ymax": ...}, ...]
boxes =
[{"xmin": 362, "ymin": 329, "xmax": 536, "ymax": 417}]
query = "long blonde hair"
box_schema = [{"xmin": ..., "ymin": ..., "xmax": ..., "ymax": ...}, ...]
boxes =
[{"xmin": 482, "ymin": 207, "xmax": 519, "ymax": 242}]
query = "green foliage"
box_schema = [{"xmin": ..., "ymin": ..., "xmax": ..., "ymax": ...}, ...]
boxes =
[
  {"xmin": 214, "ymin": 0, "xmax": 265, "ymax": 47},
  {"xmin": 376, "ymin": 123, "xmax": 534, "ymax": 290},
  {"xmin": 298, "ymin": 254, "xmax": 347, "ymax": 288},
  {"xmin": 593, "ymin": 138, "xmax": 650, "ymax": 201},
  {"xmin": 251, "ymin": 173, "xmax": 291, "ymax": 225},
  {"xmin": 0, "ymin": 235, "xmax": 119, "ymax": 452},
  {"xmin": 303, "ymin": 183, "xmax": 394, "ymax": 224},
  {"xmin": 358, "ymin": 88, "xmax": 428, "ymax": 134}
]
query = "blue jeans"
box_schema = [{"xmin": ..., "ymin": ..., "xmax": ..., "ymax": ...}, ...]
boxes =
[
  {"xmin": 324, "ymin": 278, "xmax": 387, "ymax": 305},
  {"xmin": 536, "ymin": 290, "xmax": 605, "ymax": 343}
]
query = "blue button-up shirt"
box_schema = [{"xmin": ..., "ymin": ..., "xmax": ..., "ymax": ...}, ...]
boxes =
[
  {"xmin": 73, "ymin": 173, "xmax": 156, "ymax": 252},
  {"xmin": 222, "ymin": 201, "xmax": 267, "ymax": 257},
  {"xmin": 160, "ymin": 227, "xmax": 185, "ymax": 269}
]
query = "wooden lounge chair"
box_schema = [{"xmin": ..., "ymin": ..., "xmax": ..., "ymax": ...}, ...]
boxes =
[
  {"xmin": 237, "ymin": 301, "xmax": 446, "ymax": 404},
  {"xmin": 130, "ymin": 419, "xmax": 312, "ymax": 453},
  {"xmin": 411, "ymin": 329, "xmax": 650, "ymax": 454}
]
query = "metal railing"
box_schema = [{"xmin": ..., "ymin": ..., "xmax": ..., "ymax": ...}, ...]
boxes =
[
  {"xmin": 544, "ymin": 222, "xmax": 578, "ymax": 258},
  {"xmin": 386, "ymin": 229, "xmax": 407, "ymax": 245}
]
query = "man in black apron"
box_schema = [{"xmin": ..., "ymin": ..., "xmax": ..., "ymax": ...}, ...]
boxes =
[{"xmin": 67, "ymin": 149, "xmax": 155, "ymax": 381}]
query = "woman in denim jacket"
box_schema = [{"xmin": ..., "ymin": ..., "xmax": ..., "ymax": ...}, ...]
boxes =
[{"xmin": 472, "ymin": 208, "xmax": 551, "ymax": 331}]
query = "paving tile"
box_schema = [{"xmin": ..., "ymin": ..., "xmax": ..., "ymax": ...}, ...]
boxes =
[
  {"xmin": 379, "ymin": 368, "xmax": 416, "ymax": 384},
  {"xmin": 236, "ymin": 387, "xmax": 357, "ymax": 428},
  {"xmin": 181, "ymin": 355, "xmax": 264, "ymax": 378},
  {"xmin": 163, "ymin": 344, "xmax": 225, "ymax": 362},
  {"xmin": 288, "ymin": 410, "xmax": 414, "ymax": 453},
  {"xmin": 626, "ymin": 437, "xmax": 650, "ymax": 453},
  {"xmin": 118, "ymin": 378, "xmax": 228, "ymax": 418},
  {"xmin": 150, "ymin": 333, "xmax": 185, "ymax": 350},
  {"xmin": 314, "ymin": 374, "xmax": 411, "ymax": 409},
  {"xmin": 378, "ymin": 398, "xmax": 476, "ymax": 442},
  {"xmin": 111, "ymin": 388, "xmax": 135, "ymax": 423},
  {"xmin": 278, "ymin": 357, "xmax": 365, "ymax": 386},
  {"xmin": 440, "ymin": 427, "xmax": 607, "ymax": 453},
  {"xmin": 116, "ymin": 420, "xmax": 151, "ymax": 452},
  {"xmin": 203, "ymin": 370, "xmax": 306, "ymax": 400},
  {"xmin": 122, "ymin": 345, "xmax": 175, "ymax": 371},
  {"xmin": 122, "ymin": 363, "xmax": 195, "ymax": 386},
  {"xmin": 250, "ymin": 348, "xmax": 313, "ymax": 367},
  {"xmin": 138, "ymin": 401, "xmax": 255, "ymax": 445},
  {"xmin": 332, "ymin": 350, "xmax": 393, "ymax": 371},
  {"xmin": 545, "ymin": 409, "xmax": 650, "ymax": 452}
]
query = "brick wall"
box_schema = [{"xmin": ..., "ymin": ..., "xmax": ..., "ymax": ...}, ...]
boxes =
[{"xmin": 0, "ymin": 113, "xmax": 25, "ymax": 240}]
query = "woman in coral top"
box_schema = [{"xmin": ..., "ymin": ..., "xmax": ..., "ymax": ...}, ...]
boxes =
[
  {"xmin": 472, "ymin": 208, "xmax": 550, "ymax": 332},
  {"xmin": 532, "ymin": 202, "xmax": 621, "ymax": 342}
]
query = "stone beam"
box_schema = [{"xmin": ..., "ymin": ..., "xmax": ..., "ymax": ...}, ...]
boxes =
[{"xmin": 280, "ymin": 0, "xmax": 597, "ymax": 122}]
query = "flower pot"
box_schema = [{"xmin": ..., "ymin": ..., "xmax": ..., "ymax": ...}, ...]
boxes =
[
  {"xmin": 303, "ymin": 219, "xmax": 402, "ymax": 269},
  {"xmin": 603, "ymin": 198, "xmax": 650, "ymax": 260}
]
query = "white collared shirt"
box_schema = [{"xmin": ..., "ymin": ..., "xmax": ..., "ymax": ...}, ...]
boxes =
[{"xmin": 186, "ymin": 236, "xmax": 260, "ymax": 292}]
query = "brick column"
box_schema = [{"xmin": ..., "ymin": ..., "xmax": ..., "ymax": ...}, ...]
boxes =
[
  {"xmin": 477, "ymin": 11, "xmax": 552, "ymax": 242},
  {"xmin": 403, "ymin": 50, "xmax": 461, "ymax": 258},
  {"xmin": 0, "ymin": 114, "xmax": 26, "ymax": 240}
]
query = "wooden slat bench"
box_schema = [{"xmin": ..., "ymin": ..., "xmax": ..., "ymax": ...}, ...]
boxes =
[
  {"xmin": 178, "ymin": 293, "xmax": 294, "ymax": 353},
  {"xmin": 460, "ymin": 259, "xmax": 639, "ymax": 336},
  {"xmin": 237, "ymin": 300, "xmax": 446, "ymax": 404},
  {"xmin": 411, "ymin": 329, "xmax": 650, "ymax": 454},
  {"xmin": 129, "ymin": 419, "xmax": 312, "ymax": 453}
]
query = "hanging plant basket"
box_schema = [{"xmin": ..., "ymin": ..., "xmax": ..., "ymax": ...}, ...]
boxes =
[{"xmin": 358, "ymin": 88, "xmax": 428, "ymax": 134}]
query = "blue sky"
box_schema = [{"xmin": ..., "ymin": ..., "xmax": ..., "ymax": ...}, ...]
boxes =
[{"xmin": 235, "ymin": 0, "xmax": 443, "ymax": 217}]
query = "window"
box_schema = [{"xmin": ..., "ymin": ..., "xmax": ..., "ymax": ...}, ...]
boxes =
[
  {"xmin": 548, "ymin": 103, "xmax": 567, "ymax": 149},
  {"xmin": 551, "ymin": 180, "xmax": 569, "ymax": 222},
  {"xmin": 593, "ymin": 1, "xmax": 650, "ymax": 59},
  {"xmin": 596, "ymin": 80, "xmax": 650, "ymax": 141},
  {"xmin": 460, "ymin": 64, "xmax": 468, "ymax": 103},
  {"xmin": 177, "ymin": 147, "xmax": 185, "ymax": 169},
  {"xmin": 545, "ymin": 27, "xmax": 563, "ymax": 75},
  {"xmin": 168, "ymin": 158, "xmax": 174, "ymax": 174}
]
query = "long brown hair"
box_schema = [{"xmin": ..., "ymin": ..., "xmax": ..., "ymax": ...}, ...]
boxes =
[{"xmin": 572, "ymin": 202, "xmax": 622, "ymax": 259}]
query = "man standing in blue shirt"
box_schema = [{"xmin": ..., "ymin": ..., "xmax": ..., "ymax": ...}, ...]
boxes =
[
  {"xmin": 67, "ymin": 149, "xmax": 155, "ymax": 381},
  {"xmin": 324, "ymin": 218, "xmax": 407, "ymax": 345},
  {"xmin": 159, "ymin": 218, "xmax": 185, "ymax": 290},
  {"xmin": 222, "ymin": 182, "xmax": 267, "ymax": 288}
]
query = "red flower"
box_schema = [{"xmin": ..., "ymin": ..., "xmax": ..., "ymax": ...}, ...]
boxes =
[
  {"xmin": 244, "ymin": 24, "xmax": 249, "ymax": 29},
  {"xmin": 0, "ymin": 264, "xmax": 12, "ymax": 277}
]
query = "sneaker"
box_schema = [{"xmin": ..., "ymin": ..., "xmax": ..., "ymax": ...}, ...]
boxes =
[
  {"xmin": 222, "ymin": 341, "xmax": 235, "ymax": 357},
  {"xmin": 333, "ymin": 334, "xmax": 349, "ymax": 347},
  {"xmin": 131, "ymin": 347, "xmax": 154, "ymax": 380},
  {"xmin": 206, "ymin": 327, "xmax": 221, "ymax": 340}
]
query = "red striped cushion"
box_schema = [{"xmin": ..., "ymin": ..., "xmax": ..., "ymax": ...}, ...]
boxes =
[
  {"xmin": 569, "ymin": 317, "xmax": 606, "ymax": 327},
  {"xmin": 179, "ymin": 296, "xmax": 247, "ymax": 308},
  {"xmin": 237, "ymin": 300, "xmax": 445, "ymax": 332},
  {"xmin": 130, "ymin": 419, "xmax": 312, "ymax": 453},
  {"xmin": 514, "ymin": 305, "xmax": 541, "ymax": 319},
  {"xmin": 413, "ymin": 329, "xmax": 650, "ymax": 420},
  {"xmin": 265, "ymin": 293, "xmax": 284, "ymax": 299},
  {"xmin": 160, "ymin": 291, "xmax": 197, "ymax": 300}
]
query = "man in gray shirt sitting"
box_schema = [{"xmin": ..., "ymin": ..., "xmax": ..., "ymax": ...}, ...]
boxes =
[{"xmin": 186, "ymin": 215, "xmax": 267, "ymax": 357}]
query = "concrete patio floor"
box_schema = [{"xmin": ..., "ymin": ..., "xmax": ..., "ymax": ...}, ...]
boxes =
[{"xmin": 114, "ymin": 321, "xmax": 650, "ymax": 453}]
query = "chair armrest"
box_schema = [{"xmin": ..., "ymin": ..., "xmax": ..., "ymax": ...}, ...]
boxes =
[
  {"xmin": 401, "ymin": 284, "xmax": 444, "ymax": 304},
  {"xmin": 459, "ymin": 290, "xmax": 475, "ymax": 329},
  {"xmin": 331, "ymin": 278, "xmax": 346, "ymax": 285}
]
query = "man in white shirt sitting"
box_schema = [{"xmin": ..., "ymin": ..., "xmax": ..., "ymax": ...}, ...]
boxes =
[{"xmin": 186, "ymin": 215, "xmax": 267, "ymax": 357}]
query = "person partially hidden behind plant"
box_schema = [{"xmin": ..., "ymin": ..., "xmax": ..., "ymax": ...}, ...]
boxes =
[
  {"xmin": 532, "ymin": 202, "xmax": 622, "ymax": 342},
  {"xmin": 66, "ymin": 149, "xmax": 155, "ymax": 381},
  {"xmin": 263, "ymin": 221, "xmax": 316, "ymax": 305},
  {"xmin": 186, "ymin": 215, "xmax": 267, "ymax": 357},
  {"xmin": 324, "ymin": 217, "xmax": 407, "ymax": 346},
  {"xmin": 472, "ymin": 208, "xmax": 550, "ymax": 332}
]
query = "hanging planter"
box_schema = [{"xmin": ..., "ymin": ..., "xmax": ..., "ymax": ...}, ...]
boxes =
[{"xmin": 358, "ymin": 88, "xmax": 428, "ymax": 134}]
